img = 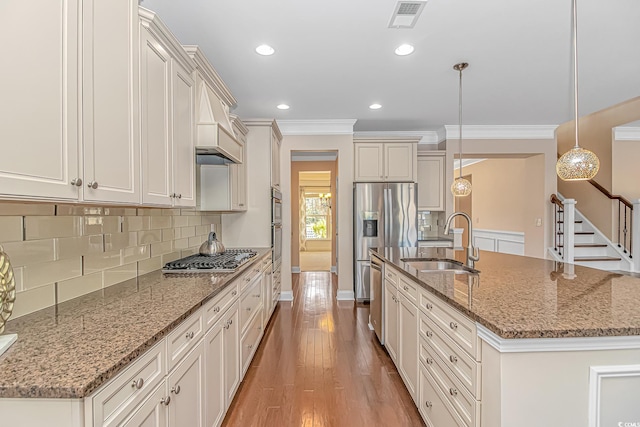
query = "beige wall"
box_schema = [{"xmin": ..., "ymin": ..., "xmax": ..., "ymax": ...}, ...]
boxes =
[
  {"xmin": 0, "ymin": 201, "xmax": 221, "ymax": 318},
  {"xmin": 290, "ymin": 161, "xmax": 337, "ymax": 268},
  {"xmin": 280, "ymin": 135, "xmax": 354, "ymax": 298},
  {"xmin": 613, "ymin": 138, "xmax": 640, "ymax": 199},
  {"xmin": 557, "ymin": 96, "xmax": 640, "ymax": 240},
  {"xmin": 458, "ymin": 156, "xmax": 545, "ymax": 257},
  {"xmin": 446, "ymin": 138, "xmax": 557, "ymax": 258}
]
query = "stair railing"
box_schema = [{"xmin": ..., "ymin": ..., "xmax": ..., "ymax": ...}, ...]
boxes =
[
  {"xmin": 550, "ymin": 194, "xmax": 576, "ymax": 263},
  {"xmin": 587, "ymin": 180, "xmax": 633, "ymax": 260}
]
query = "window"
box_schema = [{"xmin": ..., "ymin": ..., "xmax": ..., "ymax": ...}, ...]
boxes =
[{"xmin": 305, "ymin": 195, "xmax": 331, "ymax": 240}]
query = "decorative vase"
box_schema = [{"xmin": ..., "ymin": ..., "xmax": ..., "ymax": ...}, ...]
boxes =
[{"xmin": 0, "ymin": 245, "xmax": 16, "ymax": 334}]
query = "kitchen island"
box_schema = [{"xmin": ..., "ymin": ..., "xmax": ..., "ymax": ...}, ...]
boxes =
[
  {"xmin": 0, "ymin": 248, "xmax": 277, "ymax": 427},
  {"xmin": 373, "ymin": 247, "xmax": 640, "ymax": 427}
]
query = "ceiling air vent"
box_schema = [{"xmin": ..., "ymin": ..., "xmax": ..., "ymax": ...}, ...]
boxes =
[{"xmin": 388, "ymin": 1, "xmax": 428, "ymax": 29}]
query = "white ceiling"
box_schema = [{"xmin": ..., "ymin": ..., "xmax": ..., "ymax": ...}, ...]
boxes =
[{"xmin": 141, "ymin": 0, "xmax": 640, "ymax": 132}]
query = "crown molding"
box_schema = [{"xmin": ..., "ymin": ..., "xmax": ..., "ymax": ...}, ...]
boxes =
[
  {"xmin": 444, "ymin": 125, "xmax": 558, "ymax": 140},
  {"xmin": 183, "ymin": 45, "xmax": 237, "ymax": 108},
  {"xmin": 354, "ymin": 130, "xmax": 445, "ymax": 144},
  {"xmin": 243, "ymin": 119, "xmax": 283, "ymax": 140},
  {"xmin": 139, "ymin": 7, "xmax": 196, "ymax": 75},
  {"xmin": 614, "ymin": 126, "xmax": 640, "ymax": 141},
  {"xmin": 276, "ymin": 119, "xmax": 357, "ymax": 135},
  {"xmin": 229, "ymin": 114, "xmax": 249, "ymax": 136}
]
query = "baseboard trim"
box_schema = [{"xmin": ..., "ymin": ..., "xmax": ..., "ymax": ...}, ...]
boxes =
[
  {"xmin": 336, "ymin": 290, "xmax": 355, "ymax": 301},
  {"xmin": 279, "ymin": 290, "xmax": 294, "ymax": 302},
  {"xmin": 291, "ymin": 266, "xmax": 301, "ymax": 273},
  {"xmin": 367, "ymin": 322, "xmax": 374, "ymax": 331}
]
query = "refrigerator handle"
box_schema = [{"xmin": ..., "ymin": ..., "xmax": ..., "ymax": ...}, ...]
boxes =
[{"xmin": 383, "ymin": 187, "xmax": 388, "ymax": 244}]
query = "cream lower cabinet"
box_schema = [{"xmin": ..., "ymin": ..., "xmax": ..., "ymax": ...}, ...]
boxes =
[
  {"xmin": 122, "ymin": 384, "xmax": 168, "ymax": 427},
  {"xmin": 204, "ymin": 321, "xmax": 225, "ymax": 427},
  {"xmin": 384, "ymin": 280, "xmax": 399, "ymax": 363},
  {"xmin": 398, "ymin": 292, "xmax": 419, "ymax": 402},
  {"xmin": 167, "ymin": 342, "xmax": 205, "ymax": 427},
  {"xmin": 222, "ymin": 302, "xmax": 241, "ymax": 407}
]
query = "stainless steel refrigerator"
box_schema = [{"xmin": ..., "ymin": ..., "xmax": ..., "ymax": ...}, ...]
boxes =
[{"xmin": 353, "ymin": 182, "xmax": 418, "ymax": 301}]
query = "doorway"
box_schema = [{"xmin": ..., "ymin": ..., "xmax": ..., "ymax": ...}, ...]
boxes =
[{"xmin": 290, "ymin": 153, "xmax": 338, "ymax": 273}]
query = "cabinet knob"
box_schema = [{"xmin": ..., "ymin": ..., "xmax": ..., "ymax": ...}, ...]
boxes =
[
  {"xmin": 426, "ymin": 331, "xmax": 433, "ymax": 338},
  {"xmin": 449, "ymin": 321, "xmax": 458, "ymax": 330},
  {"xmin": 87, "ymin": 181, "xmax": 99, "ymax": 189},
  {"xmin": 426, "ymin": 357, "xmax": 433, "ymax": 365},
  {"xmin": 254, "ymin": 294, "xmax": 261, "ymax": 298},
  {"xmin": 239, "ymin": 203, "xmax": 245, "ymax": 207},
  {"xmin": 131, "ymin": 378, "xmax": 144, "ymax": 389},
  {"xmin": 425, "ymin": 401, "xmax": 432, "ymax": 408},
  {"xmin": 161, "ymin": 396, "xmax": 171, "ymax": 406},
  {"xmin": 214, "ymin": 306, "xmax": 220, "ymax": 313},
  {"xmin": 403, "ymin": 285, "xmax": 409, "ymax": 291},
  {"xmin": 232, "ymin": 290, "xmax": 237, "ymax": 296},
  {"xmin": 248, "ymin": 344, "xmax": 253, "ymax": 349},
  {"xmin": 70, "ymin": 178, "xmax": 83, "ymax": 187},
  {"xmin": 171, "ymin": 385, "xmax": 181, "ymax": 395},
  {"xmin": 246, "ymin": 307, "xmax": 252, "ymax": 312},
  {"xmin": 449, "ymin": 355, "xmax": 458, "ymax": 363},
  {"xmin": 425, "ymin": 303, "xmax": 433, "ymax": 310},
  {"xmin": 185, "ymin": 331, "xmax": 194, "ymax": 339},
  {"xmin": 170, "ymin": 193, "xmax": 175, "ymax": 198},
  {"xmin": 229, "ymin": 319, "xmax": 233, "ymax": 325},
  {"xmin": 449, "ymin": 388, "xmax": 458, "ymax": 396}
]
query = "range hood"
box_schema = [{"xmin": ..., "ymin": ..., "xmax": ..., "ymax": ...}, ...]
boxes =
[{"xmin": 184, "ymin": 46, "xmax": 243, "ymax": 164}]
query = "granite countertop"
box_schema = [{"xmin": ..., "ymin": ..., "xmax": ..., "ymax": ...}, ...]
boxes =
[
  {"xmin": 417, "ymin": 236, "xmax": 453, "ymax": 242},
  {"xmin": 372, "ymin": 247, "xmax": 640, "ymax": 339},
  {"xmin": 0, "ymin": 248, "xmax": 271, "ymax": 399}
]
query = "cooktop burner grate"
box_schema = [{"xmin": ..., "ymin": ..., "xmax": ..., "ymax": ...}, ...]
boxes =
[{"xmin": 162, "ymin": 249, "xmax": 258, "ymax": 273}]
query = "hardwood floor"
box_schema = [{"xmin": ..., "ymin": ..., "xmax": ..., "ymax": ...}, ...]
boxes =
[{"xmin": 222, "ymin": 272, "xmax": 425, "ymax": 427}]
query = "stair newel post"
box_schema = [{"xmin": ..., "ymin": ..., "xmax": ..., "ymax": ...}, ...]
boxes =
[
  {"xmin": 633, "ymin": 200, "xmax": 640, "ymax": 272},
  {"xmin": 563, "ymin": 199, "xmax": 576, "ymax": 264}
]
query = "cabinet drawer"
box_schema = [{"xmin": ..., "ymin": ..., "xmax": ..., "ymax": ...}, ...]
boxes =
[
  {"xmin": 419, "ymin": 315, "xmax": 480, "ymax": 398},
  {"xmin": 261, "ymin": 254, "xmax": 272, "ymax": 272},
  {"xmin": 167, "ymin": 308, "xmax": 204, "ymax": 372},
  {"xmin": 241, "ymin": 306, "xmax": 264, "ymax": 375},
  {"xmin": 91, "ymin": 341, "xmax": 165, "ymax": 427},
  {"xmin": 239, "ymin": 277, "xmax": 262, "ymax": 333},
  {"xmin": 419, "ymin": 289, "xmax": 478, "ymax": 360},
  {"xmin": 420, "ymin": 338, "xmax": 478, "ymax": 427},
  {"xmin": 384, "ymin": 264, "xmax": 399, "ymax": 285},
  {"xmin": 419, "ymin": 364, "xmax": 465, "ymax": 427},
  {"xmin": 204, "ymin": 282, "xmax": 239, "ymax": 330},
  {"xmin": 239, "ymin": 263, "xmax": 261, "ymax": 292},
  {"xmin": 398, "ymin": 275, "xmax": 418, "ymax": 304}
]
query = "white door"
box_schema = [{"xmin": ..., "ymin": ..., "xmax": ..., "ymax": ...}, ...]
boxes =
[
  {"xmin": 140, "ymin": 27, "xmax": 173, "ymax": 206},
  {"xmin": 385, "ymin": 143, "xmax": 414, "ymax": 182},
  {"xmin": 417, "ymin": 155, "xmax": 444, "ymax": 211},
  {"xmin": 354, "ymin": 144, "xmax": 384, "ymax": 182},
  {"xmin": 122, "ymin": 384, "xmax": 168, "ymax": 427},
  {"xmin": 223, "ymin": 303, "xmax": 241, "ymax": 406},
  {"xmin": 0, "ymin": 0, "xmax": 80, "ymax": 200},
  {"xmin": 205, "ymin": 322, "xmax": 225, "ymax": 427},
  {"xmin": 82, "ymin": 0, "xmax": 140, "ymax": 204},
  {"xmin": 171, "ymin": 60, "xmax": 195, "ymax": 207},
  {"xmin": 399, "ymin": 293, "xmax": 418, "ymax": 401},
  {"xmin": 167, "ymin": 342, "xmax": 205, "ymax": 427}
]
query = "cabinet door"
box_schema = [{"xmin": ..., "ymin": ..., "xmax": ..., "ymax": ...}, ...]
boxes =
[
  {"xmin": 167, "ymin": 342, "xmax": 205, "ymax": 427},
  {"xmin": 270, "ymin": 131, "xmax": 280, "ymax": 189},
  {"xmin": 417, "ymin": 155, "xmax": 444, "ymax": 211},
  {"xmin": 223, "ymin": 302, "xmax": 241, "ymax": 406},
  {"xmin": 122, "ymin": 384, "xmax": 168, "ymax": 427},
  {"xmin": 262, "ymin": 269, "xmax": 272, "ymax": 327},
  {"xmin": 229, "ymin": 162, "xmax": 247, "ymax": 211},
  {"xmin": 385, "ymin": 143, "xmax": 415, "ymax": 182},
  {"xmin": 140, "ymin": 27, "xmax": 173, "ymax": 206},
  {"xmin": 205, "ymin": 322, "xmax": 225, "ymax": 427},
  {"xmin": 384, "ymin": 282, "xmax": 399, "ymax": 363},
  {"xmin": 354, "ymin": 144, "xmax": 384, "ymax": 182},
  {"xmin": 399, "ymin": 293, "xmax": 419, "ymax": 401},
  {"xmin": 0, "ymin": 0, "xmax": 80, "ymax": 200},
  {"xmin": 82, "ymin": 0, "xmax": 140, "ymax": 204},
  {"xmin": 171, "ymin": 61, "xmax": 195, "ymax": 207}
]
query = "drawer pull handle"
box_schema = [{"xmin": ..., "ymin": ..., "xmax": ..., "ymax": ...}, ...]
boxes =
[
  {"xmin": 246, "ymin": 307, "xmax": 252, "ymax": 311},
  {"xmin": 449, "ymin": 321, "xmax": 458, "ymax": 330},
  {"xmin": 186, "ymin": 331, "xmax": 194, "ymax": 339},
  {"xmin": 403, "ymin": 286, "xmax": 408, "ymax": 291},
  {"xmin": 254, "ymin": 294, "xmax": 261, "ymax": 298},
  {"xmin": 232, "ymin": 290, "xmax": 238, "ymax": 296},
  {"xmin": 171, "ymin": 385, "xmax": 181, "ymax": 395},
  {"xmin": 248, "ymin": 344, "xmax": 253, "ymax": 349},
  {"xmin": 425, "ymin": 303, "xmax": 433, "ymax": 310},
  {"xmin": 449, "ymin": 388, "xmax": 458, "ymax": 396},
  {"xmin": 131, "ymin": 378, "xmax": 144, "ymax": 389},
  {"xmin": 426, "ymin": 357, "xmax": 434, "ymax": 365},
  {"xmin": 426, "ymin": 331, "xmax": 433, "ymax": 338},
  {"xmin": 245, "ymin": 277, "xmax": 251, "ymax": 282},
  {"xmin": 425, "ymin": 401, "xmax": 432, "ymax": 408},
  {"xmin": 229, "ymin": 319, "xmax": 233, "ymax": 325},
  {"xmin": 161, "ymin": 396, "xmax": 171, "ymax": 406},
  {"xmin": 214, "ymin": 306, "xmax": 220, "ymax": 313},
  {"xmin": 258, "ymin": 326, "xmax": 262, "ymax": 331},
  {"xmin": 449, "ymin": 355, "xmax": 458, "ymax": 363}
]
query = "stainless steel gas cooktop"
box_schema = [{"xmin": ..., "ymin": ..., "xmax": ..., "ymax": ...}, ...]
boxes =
[{"xmin": 162, "ymin": 249, "xmax": 258, "ymax": 273}]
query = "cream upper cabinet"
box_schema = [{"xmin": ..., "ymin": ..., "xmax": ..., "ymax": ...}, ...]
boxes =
[
  {"xmin": 354, "ymin": 140, "xmax": 417, "ymax": 182},
  {"xmin": 417, "ymin": 153, "xmax": 445, "ymax": 211},
  {"xmin": 82, "ymin": 0, "xmax": 141, "ymax": 204},
  {"xmin": 140, "ymin": 10, "xmax": 196, "ymax": 207},
  {"xmin": 271, "ymin": 130, "xmax": 282, "ymax": 190},
  {"xmin": 0, "ymin": 0, "xmax": 80, "ymax": 201},
  {"xmin": 230, "ymin": 116, "xmax": 249, "ymax": 211}
]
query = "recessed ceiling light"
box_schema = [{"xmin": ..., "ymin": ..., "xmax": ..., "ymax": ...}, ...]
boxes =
[
  {"xmin": 255, "ymin": 44, "xmax": 275, "ymax": 56},
  {"xmin": 369, "ymin": 103, "xmax": 382, "ymax": 110},
  {"xmin": 395, "ymin": 44, "xmax": 415, "ymax": 56},
  {"xmin": 277, "ymin": 104, "xmax": 290, "ymax": 110}
]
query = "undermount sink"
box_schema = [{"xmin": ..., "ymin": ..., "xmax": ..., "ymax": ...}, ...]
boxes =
[{"xmin": 402, "ymin": 259, "xmax": 479, "ymax": 274}]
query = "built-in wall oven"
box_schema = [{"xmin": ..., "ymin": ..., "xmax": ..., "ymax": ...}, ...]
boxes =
[{"xmin": 272, "ymin": 188, "xmax": 282, "ymax": 270}]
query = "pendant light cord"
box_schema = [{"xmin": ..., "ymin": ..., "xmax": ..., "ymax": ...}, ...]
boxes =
[
  {"xmin": 458, "ymin": 66, "xmax": 463, "ymax": 179},
  {"xmin": 573, "ymin": 0, "xmax": 579, "ymax": 149}
]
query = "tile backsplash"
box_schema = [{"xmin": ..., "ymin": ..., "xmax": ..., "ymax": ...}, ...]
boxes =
[
  {"xmin": 0, "ymin": 202, "xmax": 222, "ymax": 319},
  {"xmin": 418, "ymin": 211, "xmax": 445, "ymax": 239}
]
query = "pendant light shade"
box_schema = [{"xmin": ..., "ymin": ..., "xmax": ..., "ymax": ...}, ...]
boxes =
[
  {"xmin": 451, "ymin": 62, "xmax": 471, "ymax": 197},
  {"xmin": 556, "ymin": 0, "xmax": 600, "ymax": 181}
]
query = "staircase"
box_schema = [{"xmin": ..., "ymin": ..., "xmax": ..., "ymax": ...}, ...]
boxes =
[{"xmin": 549, "ymin": 194, "xmax": 634, "ymax": 272}]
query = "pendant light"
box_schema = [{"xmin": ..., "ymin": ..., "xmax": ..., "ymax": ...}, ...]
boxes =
[
  {"xmin": 451, "ymin": 62, "xmax": 472, "ymax": 197},
  {"xmin": 556, "ymin": 0, "xmax": 600, "ymax": 181}
]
